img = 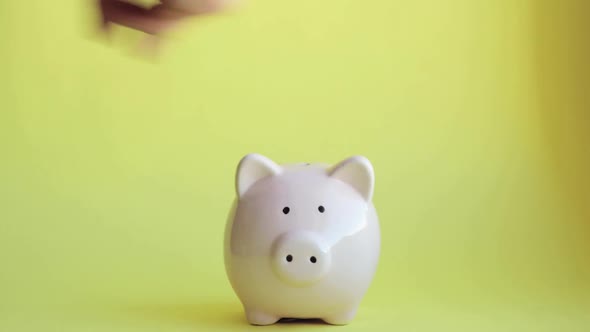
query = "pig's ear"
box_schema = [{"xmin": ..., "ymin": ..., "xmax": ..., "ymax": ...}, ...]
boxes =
[
  {"xmin": 328, "ymin": 156, "xmax": 375, "ymax": 202},
  {"xmin": 236, "ymin": 153, "xmax": 282, "ymax": 197}
]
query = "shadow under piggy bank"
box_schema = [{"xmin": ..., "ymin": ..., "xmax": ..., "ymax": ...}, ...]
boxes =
[{"xmin": 109, "ymin": 301, "xmax": 335, "ymax": 329}]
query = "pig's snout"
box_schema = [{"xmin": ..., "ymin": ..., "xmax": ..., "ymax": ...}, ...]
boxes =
[{"xmin": 271, "ymin": 231, "xmax": 332, "ymax": 286}]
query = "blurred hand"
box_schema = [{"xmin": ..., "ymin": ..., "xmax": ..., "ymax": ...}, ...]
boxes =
[{"xmin": 98, "ymin": 0, "xmax": 234, "ymax": 36}]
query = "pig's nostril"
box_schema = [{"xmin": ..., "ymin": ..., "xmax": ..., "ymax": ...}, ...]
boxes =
[
  {"xmin": 310, "ymin": 256, "xmax": 317, "ymax": 263},
  {"xmin": 286, "ymin": 255, "xmax": 293, "ymax": 262}
]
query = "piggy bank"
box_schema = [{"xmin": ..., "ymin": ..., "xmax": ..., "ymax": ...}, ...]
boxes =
[{"xmin": 223, "ymin": 153, "xmax": 381, "ymax": 325}]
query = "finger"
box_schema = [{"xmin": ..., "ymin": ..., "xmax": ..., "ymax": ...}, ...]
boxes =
[
  {"xmin": 161, "ymin": 0, "xmax": 233, "ymax": 14},
  {"xmin": 97, "ymin": 0, "xmax": 112, "ymax": 33},
  {"xmin": 99, "ymin": 0, "xmax": 186, "ymax": 35}
]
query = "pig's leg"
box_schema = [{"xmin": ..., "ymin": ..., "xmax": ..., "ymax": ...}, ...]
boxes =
[
  {"xmin": 244, "ymin": 308, "xmax": 280, "ymax": 325},
  {"xmin": 322, "ymin": 306, "xmax": 358, "ymax": 325}
]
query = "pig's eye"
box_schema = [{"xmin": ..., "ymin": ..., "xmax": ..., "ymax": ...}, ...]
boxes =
[
  {"xmin": 282, "ymin": 207, "xmax": 290, "ymax": 214},
  {"xmin": 318, "ymin": 205, "xmax": 325, "ymax": 213}
]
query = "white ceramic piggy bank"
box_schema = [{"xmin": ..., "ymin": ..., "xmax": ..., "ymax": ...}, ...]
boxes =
[{"xmin": 224, "ymin": 154, "xmax": 381, "ymax": 325}]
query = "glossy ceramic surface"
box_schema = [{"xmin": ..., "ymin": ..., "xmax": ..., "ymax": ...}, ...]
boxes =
[{"xmin": 224, "ymin": 154, "xmax": 381, "ymax": 325}]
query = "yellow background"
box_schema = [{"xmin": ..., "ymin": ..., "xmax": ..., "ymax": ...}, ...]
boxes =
[{"xmin": 1, "ymin": 0, "xmax": 589, "ymax": 331}]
